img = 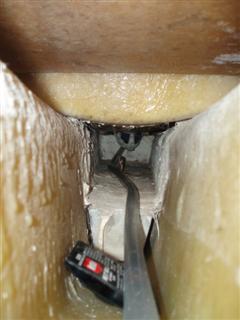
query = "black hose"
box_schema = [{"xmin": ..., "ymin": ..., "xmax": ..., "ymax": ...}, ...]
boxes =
[{"xmin": 108, "ymin": 162, "xmax": 159, "ymax": 320}]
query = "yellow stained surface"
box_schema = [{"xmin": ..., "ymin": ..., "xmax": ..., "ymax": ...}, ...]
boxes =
[
  {"xmin": 151, "ymin": 86, "xmax": 240, "ymax": 319},
  {"xmin": 21, "ymin": 73, "xmax": 239, "ymax": 124},
  {"xmin": 1, "ymin": 64, "xmax": 106, "ymax": 319}
]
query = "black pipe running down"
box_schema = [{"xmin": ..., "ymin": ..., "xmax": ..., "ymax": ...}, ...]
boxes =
[{"xmin": 108, "ymin": 159, "xmax": 159, "ymax": 320}]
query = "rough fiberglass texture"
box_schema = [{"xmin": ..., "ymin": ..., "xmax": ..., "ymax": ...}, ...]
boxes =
[
  {"xmin": 150, "ymin": 85, "xmax": 240, "ymax": 319},
  {"xmin": 1, "ymin": 63, "xmax": 121, "ymax": 319}
]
